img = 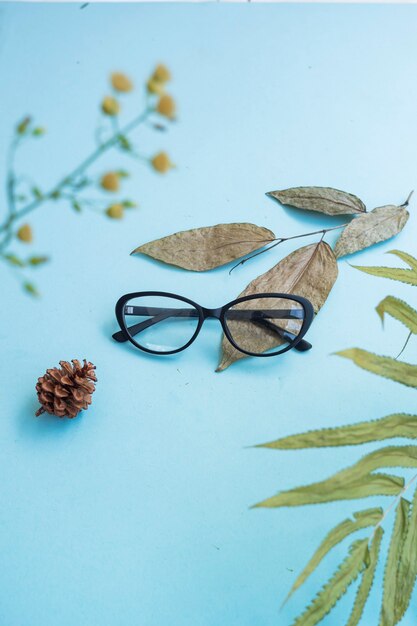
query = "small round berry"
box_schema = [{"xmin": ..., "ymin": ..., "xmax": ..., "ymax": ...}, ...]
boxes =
[
  {"xmin": 151, "ymin": 152, "xmax": 173, "ymax": 174},
  {"xmin": 156, "ymin": 94, "xmax": 176, "ymax": 119},
  {"xmin": 111, "ymin": 72, "xmax": 133, "ymax": 93},
  {"xmin": 101, "ymin": 96, "xmax": 120, "ymax": 116},
  {"xmin": 17, "ymin": 223, "xmax": 33, "ymax": 243},
  {"xmin": 106, "ymin": 204, "xmax": 124, "ymax": 219},
  {"xmin": 152, "ymin": 64, "xmax": 171, "ymax": 83},
  {"xmin": 101, "ymin": 172, "xmax": 120, "ymax": 192}
]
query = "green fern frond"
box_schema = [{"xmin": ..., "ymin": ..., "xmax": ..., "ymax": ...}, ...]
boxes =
[
  {"xmin": 376, "ymin": 296, "xmax": 417, "ymax": 334},
  {"xmin": 394, "ymin": 484, "xmax": 417, "ymax": 623},
  {"xmin": 285, "ymin": 508, "xmax": 382, "ymax": 603},
  {"xmin": 387, "ymin": 250, "xmax": 417, "ymax": 271},
  {"xmin": 291, "ymin": 539, "xmax": 369, "ymax": 626},
  {"xmin": 379, "ymin": 497, "xmax": 410, "ymax": 626},
  {"xmin": 336, "ymin": 349, "xmax": 417, "ymax": 388},
  {"xmin": 346, "ymin": 527, "xmax": 383, "ymax": 626},
  {"xmin": 257, "ymin": 414, "xmax": 417, "ymax": 450},
  {"xmin": 352, "ymin": 262, "xmax": 417, "ymax": 285}
]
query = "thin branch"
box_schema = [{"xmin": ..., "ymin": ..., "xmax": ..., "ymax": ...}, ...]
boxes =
[{"xmin": 228, "ymin": 223, "xmax": 349, "ymax": 274}]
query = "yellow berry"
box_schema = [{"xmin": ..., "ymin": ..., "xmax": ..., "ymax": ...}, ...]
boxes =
[
  {"xmin": 106, "ymin": 204, "xmax": 124, "ymax": 219},
  {"xmin": 152, "ymin": 64, "xmax": 171, "ymax": 83},
  {"xmin": 146, "ymin": 78, "xmax": 165, "ymax": 96},
  {"xmin": 17, "ymin": 223, "xmax": 33, "ymax": 243},
  {"xmin": 101, "ymin": 96, "xmax": 120, "ymax": 116},
  {"xmin": 151, "ymin": 152, "xmax": 173, "ymax": 174},
  {"xmin": 156, "ymin": 94, "xmax": 176, "ymax": 119},
  {"xmin": 100, "ymin": 172, "xmax": 120, "ymax": 192},
  {"xmin": 111, "ymin": 72, "xmax": 133, "ymax": 93}
]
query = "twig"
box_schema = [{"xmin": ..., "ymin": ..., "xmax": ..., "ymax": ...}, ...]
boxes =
[
  {"xmin": 0, "ymin": 106, "xmax": 153, "ymax": 247},
  {"xmin": 401, "ymin": 190, "xmax": 414, "ymax": 207},
  {"xmin": 395, "ymin": 330, "xmax": 413, "ymax": 360},
  {"xmin": 228, "ymin": 223, "xmax": 349, "ymax": 274}
]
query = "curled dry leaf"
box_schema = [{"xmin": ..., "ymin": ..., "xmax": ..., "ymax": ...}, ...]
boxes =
[
  {"xmin": 334, "ymin": 205, "xmax": 409, "ymax": 258},
  {"xmin": 266, "ymin": 186, "xmax": 366, "ymax": 216},
  {"xmin": 216, "ymin": 241, "xmax": 338, "ymax": 371},
  {"xmin": 131, "ymin": 223, "xmax": 275, "ymax": 271}
]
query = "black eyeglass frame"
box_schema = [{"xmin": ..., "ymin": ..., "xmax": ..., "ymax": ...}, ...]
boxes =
[{"xmin": 113, "ymin": 291, "xmax": 315, "ymax": 357}]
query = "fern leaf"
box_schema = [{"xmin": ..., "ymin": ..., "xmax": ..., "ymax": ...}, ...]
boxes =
[
  {"xmin": 376, "ymin": 296, "xmax": 417, "ymax": 334},
  {"xmin": 254, "ymin": 473, "xmax": 403, "ymax": 508},
  {"xmin": 285, "ymin": 508, "xmax": 382, "ymax": 602},
  {"xmin": 352, "ymin": 264, "xmax": 417, "ymax": 285},
  {"xmin": 336, "ymin": 348, "xmax": 417, "ymax": 388},
  {"xmin": 387, "ymin": 249, "xmax": 417, "ymax": 271},
  {"xmin": 255, "ymin": 445, "xmax": 417, "ymax": 508},
  {"xmin": 394, "ymin": 484, "xmax": 417, "ymax": 623},
  {"xmin": 291, "ymin": 539, "xmax": 369, "ymax": 626},
  {"xmin": 346, "ymin": 527, "xmax": 383, "ymax": 626},
  {"xmin": 257, "ymin": 414, "xmax": 417, "ymax": 450},
  {"xmin": 379, "ymin": 498, "xmax": 410, "ymax": 626}
]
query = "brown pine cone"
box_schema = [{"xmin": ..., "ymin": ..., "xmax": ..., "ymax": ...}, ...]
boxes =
[{"xmin": 35, "ymin": 359, "xmax": 97, "ymax": 418}]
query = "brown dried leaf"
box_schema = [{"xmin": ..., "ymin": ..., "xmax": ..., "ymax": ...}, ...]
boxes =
[
  {"xmin": 267, "ymin": 186, "xmax": 366, "ymax": 216},
  {"xmin": 334, "ymin": 205, "xmax": 409, "ymax": 258},
  {"xmin": 216, "ymin": 241, "xmax": 338, "ymax": 371},
  {"xmin": 131, "ymin": 223, "xmax": 275, "ymax": 271}
]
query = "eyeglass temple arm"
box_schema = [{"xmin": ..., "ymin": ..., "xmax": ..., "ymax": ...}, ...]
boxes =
[{"xmin": 112, "ymin": 306, "xmax": 312, "ymax": 351}]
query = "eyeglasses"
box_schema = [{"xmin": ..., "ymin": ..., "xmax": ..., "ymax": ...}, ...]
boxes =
[{"xmin": 112, "ymin": 291, "xmax": 314, "ymax": 358}]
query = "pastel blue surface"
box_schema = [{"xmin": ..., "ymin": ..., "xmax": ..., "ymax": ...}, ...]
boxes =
[{"xmin": 1, "ymin": 3, "xmax": 417, "ymax": 625}]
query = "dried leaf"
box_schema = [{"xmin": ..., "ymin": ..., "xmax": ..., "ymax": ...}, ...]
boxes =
[
  {"xmin": 216, "ymin": 241, "xmax": 338, "ymax": 371},
  {"xmin": 257, "ymin": 413, "xmax": 417, "ymax": 450},
  {"xmin": 394, "ymin": 484, "xmax": 417, "ymax": 623},
  {"xmin": 131, "ymin": 223, "xmax": 275, "ymax": 271},
  {"xmin": 267, "ymin": 186, "xmax": 366, "ymax": 216},
  {"xmin": 291, "ymin": 539, "xmax": 369, "ymax": 626},
  {"xmin": 337, "ymin": 348, "xmax": 417, "ymax": 388},
  {"xmin": 346, "ymin": 527, "xmax": 383, "ymax": 626},
  {"xmin": 334, "ymin": 205, "xmax": 409, "ymax": 258},
  {"xmin": 376, "ymin": 296, "xmax": 417, "ymax": 334},
  {"xmin": 286, "ymin": 508, "xmax": 382, "ymax": 602},
  {"xmin": 380, "ymin": 498, "xmax": 410, "ymax": 626}
]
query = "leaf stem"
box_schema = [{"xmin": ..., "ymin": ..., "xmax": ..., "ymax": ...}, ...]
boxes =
[
  {"xmin": 229, "ymin": 222, "xmax": 349, "ymax": 274},
  {"xmin": 368, "ymin": 472, "xmax": 417, "ymax": 545}
]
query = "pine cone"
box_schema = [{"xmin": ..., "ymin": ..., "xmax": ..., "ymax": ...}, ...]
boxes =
[{"xmin": 35, "ymin": 359, "xmax": 97, "ymax": 418}]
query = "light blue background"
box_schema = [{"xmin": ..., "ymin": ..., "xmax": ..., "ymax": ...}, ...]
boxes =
[{"xmin": 1, "ymin": 3, "xmax": 417, "ymax": 625}]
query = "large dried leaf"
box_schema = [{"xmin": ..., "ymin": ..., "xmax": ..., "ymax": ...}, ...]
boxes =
[
  {"xmin": 216, "ymin": 241, "xmax": 338, "ymax": 371},
  {"xmin": 257, "ymin": 413, "xmax": 417, "ymax": 450},
  {"xmin": 394, "ymin": 484, "xmax": 417, "ymax": 623},
  {"xmin": 267, "ymin": 186, "xmax": 366, "ymax": 216},
  {"xmin": 131, "ymin": 223, "xmax": 275, "ymax": 271},
  {"xmin": 346, "ymin": 527, "xmax": 383, "ymax": 626},
  {"xmin": 380, "ymin": 498, "xmax": 410, "ymax": 626},
  {"xmin": 291, "ymin": 539, "xmax": 369, "ymax": 626},
  {"xmin": 334, "ymin": 205, "xmax": 409, "ymax": 258},
  {"xmin": 255, "ymin": 445, "xmax": 417, "ymax": 508},
  {"xmin": 337, "ymin": 348, "xmax": 417, "ymax": 388},
  {"xmin": 353, "ymin": 249, "xmax": 417, "ymax": 285},
  {"xmin": 376, "ymin": 296, "xmax": 417, "ymax": 334},
  {"xmin": 286, "ymin": 508, "xmax": 382, "ymax": 602}
]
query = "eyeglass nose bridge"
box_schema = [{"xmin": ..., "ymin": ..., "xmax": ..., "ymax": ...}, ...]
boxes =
[{"xmin": 201, "ymin": 306, "xmax": 223, "ymax": 320}]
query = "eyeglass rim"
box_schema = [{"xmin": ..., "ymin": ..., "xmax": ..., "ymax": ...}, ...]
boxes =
[{"xmin": 115, "ymin": 291, "xmax": 314, "ymax": 357}]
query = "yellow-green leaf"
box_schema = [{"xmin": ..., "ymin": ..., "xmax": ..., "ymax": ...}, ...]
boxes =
[
  {"xmin": 4, "ymin": 253, "xmax": 25, "ymax": 267},
  {"xmin": 267, "ymin": 186, "xmax": 366, "ymax": 216},
  {"xmin": 346, "ymin": 527, "xmax": 383, "ymax": 626},
  {"xmin": 255, "ymin": 445, "xmax": 417, "ymax": 508},
  {"xmin": 394, "ymin": 484, "xmax": 417, "ymax": 623},
  {"xmin": 257, "ymin": 414, "xmax": 417, "ymax": 450},
  {"xmin": 376, "ymin": 296, "xmax": 417, "ymax": 334},
  {"xmin": 337, "ymin": 348, "xmax": 417, "ymax": 388},
  {"xmin": 286, "ymin": 508, "xmax": 382, "ymax": 602},
  {"xmin": 387, "ymin": 249, "xmax": 417, "ymax": 271},
  {"xmin": 23, "ymin": 281, "xmax": 39, "ymax": 297},
  {"xmin": 291, "ymin": 539, "xmax": 369, "ymax": 626},
  {"xmin": 353, "ymin": 260, "xmax": 417, "ymax": 285},
  {"xmin": 131, "ymin": 223, "xmax": 276, "ymax": 271},
  {"xmin": 254, "ymin": 473, "xmax": 403, "ymax": 508},
  {"xmin": 380, "ymin": 498, "xmax": 410, "ymax": 626}
]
